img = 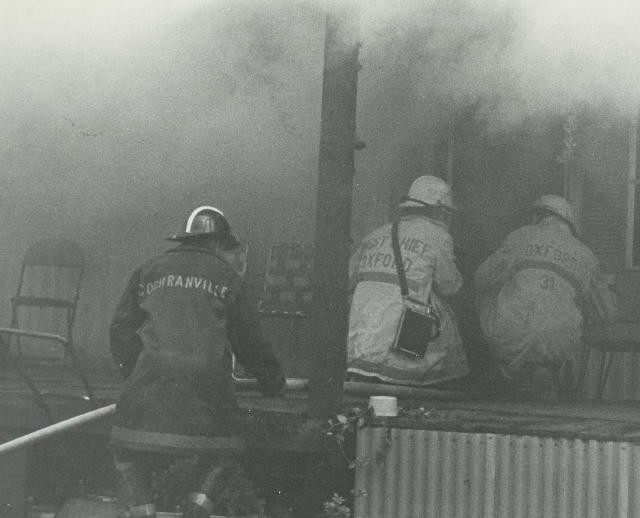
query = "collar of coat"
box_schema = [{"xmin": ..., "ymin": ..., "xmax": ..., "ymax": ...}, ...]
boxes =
[
  {"xmin": 165, "ymin": 244, "xmax": 237, "ymax": 273},
  {"xmin": 399, "ymin": 213, "xmax": 450, "ymax": 232}
]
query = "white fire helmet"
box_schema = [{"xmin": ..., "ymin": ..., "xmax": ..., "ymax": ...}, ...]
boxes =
[
  {"xmin": 399, "ymin": 175, "xmax": 456, "ymax": 211},
  {"xmin": 168, "ymin": 206, "xmax": 239, "ymax": 248},
  {"xmin": 533, "ymin": 194, "xmax": 577, "ymax": 234}
]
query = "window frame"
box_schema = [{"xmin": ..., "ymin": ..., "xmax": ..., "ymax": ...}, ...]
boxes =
[{"xmin": 627, "ymin": 116, "xmax": 639, "ymax": 269}]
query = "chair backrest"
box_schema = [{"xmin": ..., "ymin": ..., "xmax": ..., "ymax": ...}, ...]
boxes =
[
  {"xmin": 10, "ymin": 239, "xmax": 84, "ymax": 360},
  {"xmin": 258, "ymin": 242, "xmax": 314, "ymax": 317},
  {"xmin": 233, "ymin": 242, "xmax": 314, "ymax": 382}
]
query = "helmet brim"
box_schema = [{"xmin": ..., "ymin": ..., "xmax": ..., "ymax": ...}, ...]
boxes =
[
  {"xmin": 167, "ymin": 231, "xmax": 241, "ymax": 249},
  {"xmin": 399, "ymin": 197, "xmax": 457, "ymax": 211},
  {"xmin": 531, "ymin": 207, "xmax": 577, "ymax": 237},
  {"xmin": 167, "ymin": 231, "xmax": 215, "ymax": 241}
]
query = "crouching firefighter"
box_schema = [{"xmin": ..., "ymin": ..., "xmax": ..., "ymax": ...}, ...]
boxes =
[
  {"xmin": 347, "ymin": 175, "xmax": 469, "ymax": 386},
  {"xmin": 109, "ymin": 206, "xmax": 285, "ymax": 518},
  {"xmin": 474, "ymin": 195, "xmax": 617, "ymax": 397}
]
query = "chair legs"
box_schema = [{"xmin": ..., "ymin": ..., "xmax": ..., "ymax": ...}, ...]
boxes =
[
  {"xmin": 576, "ymin": 345, "xmax": 593, "ymax": 399},
  {"xmin": 596, "ymin": 350, "xmax": 614, "ymax": 400},
  {"xmin": 578, "ymin": 345, "xmax": 616, "ymax": 400}
]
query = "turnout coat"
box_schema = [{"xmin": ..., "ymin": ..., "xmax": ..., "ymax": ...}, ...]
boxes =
[
  {"xmin": 110, "ymin": 244, "xmax": 284, "ymax": 455},
  {"xmin": 347, "ymin": 215, "xmax": 469, "ymax": 386},
  {"xmin": 474, "ymin": 220, "xmax": 617, "ymax": 378}
]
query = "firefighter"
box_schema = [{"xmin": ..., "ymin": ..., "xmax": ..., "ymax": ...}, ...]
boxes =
[
  {"xmin": 347, "ymin": 175, "xmax": 469, "ymax": 386},
  {"xmin": 474, "ymin": 195, "xmax": 617, "ymax": 397},
  {"xmin": 109, "ymin": 206, "xmax": 285, "ymax": 518}
]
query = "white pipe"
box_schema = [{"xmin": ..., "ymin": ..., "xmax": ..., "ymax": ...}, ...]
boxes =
[
  {"xmin": 232, "ymin": 375, "xmax": 309, "ymax": 391},
  {"xmin": 0, "ymin": 377, "xmax": 309, "ymax": 456},
  {"xmin": 0, "ymin": 404, "xmax": 116, "ymax": 456}
]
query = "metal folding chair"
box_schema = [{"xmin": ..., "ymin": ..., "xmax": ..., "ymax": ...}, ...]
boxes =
[{"xmin": 0, "ymin": 239, "xmax": 95, "ymax": 422}]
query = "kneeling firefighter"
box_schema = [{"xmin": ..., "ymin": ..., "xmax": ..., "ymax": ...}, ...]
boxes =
[
  {"xmin": 347, "ymin": 175, "xmax": 469, "ymax": 386},
  {"xmin": 110, "ymin": 206, "xmax": 285, "ymax": 517}
]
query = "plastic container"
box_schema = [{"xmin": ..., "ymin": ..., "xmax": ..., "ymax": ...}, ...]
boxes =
[{"xmin": 368, "ymin": 395, "xmax": 398, "ymax": 416}]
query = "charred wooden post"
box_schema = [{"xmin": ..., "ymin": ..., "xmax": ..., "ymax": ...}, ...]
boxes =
[
  {"xmin": 297, "ymin": 10, "xmax": 361, "ymax": 517},
  {"xmin": 309, "ymin": 7, "xmax": 360, "ymax": 420}
]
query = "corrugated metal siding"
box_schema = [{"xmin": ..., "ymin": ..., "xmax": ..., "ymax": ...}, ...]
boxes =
[{"xmin": 355, "ymin": 427, "xmax": 640, "ymax": 518}]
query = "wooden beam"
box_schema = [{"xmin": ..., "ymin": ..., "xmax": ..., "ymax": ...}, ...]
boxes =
[{"xmin": 309, "ymin": 7, "xmax": 360, "ymax": 420}]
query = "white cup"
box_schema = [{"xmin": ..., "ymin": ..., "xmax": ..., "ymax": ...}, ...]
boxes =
[{"xmin": 368, "ymin": 395, "xmax": 398, "ymax": 416}]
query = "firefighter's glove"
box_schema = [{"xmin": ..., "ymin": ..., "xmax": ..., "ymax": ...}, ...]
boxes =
[{"xmin": 117, "ymin": 361, "xmax": 135, "ymax": 379}]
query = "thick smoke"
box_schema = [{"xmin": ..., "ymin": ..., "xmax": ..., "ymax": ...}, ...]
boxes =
[
  {"xmin": 3, "ymin": 0, "xmax": 640, "ymax": 234},
  {"xmin": 0, "ymin": 1, "xmax": 327, "ymax": 366},
  {"xmin": 1, "ymin": 0, "xmax": 640, "ymax": 363},
  {"xmin": 357, "ymin": 0, "xmax": 640, "ymax": 128},
  {"xmin": 0, "ymin": 0, "xmax": 325, "ymax": 246}
]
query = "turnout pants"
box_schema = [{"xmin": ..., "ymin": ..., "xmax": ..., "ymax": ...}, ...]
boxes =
[{"xmin": 113, "ymin": 448, "xmax": 259, "ymax": 518}]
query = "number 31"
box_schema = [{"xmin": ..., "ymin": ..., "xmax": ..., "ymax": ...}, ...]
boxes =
[{"xmin": 540, "ymin": 275, "xmax": 556, "ymax": 290}]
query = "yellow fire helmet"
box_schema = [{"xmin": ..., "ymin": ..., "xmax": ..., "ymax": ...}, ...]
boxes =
[{"xmin": 399, "ymin": 175, "xmax": 456, "ymax": 211}]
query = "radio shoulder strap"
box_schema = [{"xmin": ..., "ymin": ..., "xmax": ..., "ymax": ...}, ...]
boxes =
[{"xmin": 391, "ymin": 220, "xmax": 409, "ymax": 297}]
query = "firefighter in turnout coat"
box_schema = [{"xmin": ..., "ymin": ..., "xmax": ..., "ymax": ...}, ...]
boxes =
[
  {"xmin": 110, "ymin": 206, "xmax": 284, "ymax": 518},
  {"xmin": 474, "ymin": 195, "xmax": 617, "ymax": 394},
  {"xmin": 347, "ymin": 175, "xmax": 469, "ymax": 386}
]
